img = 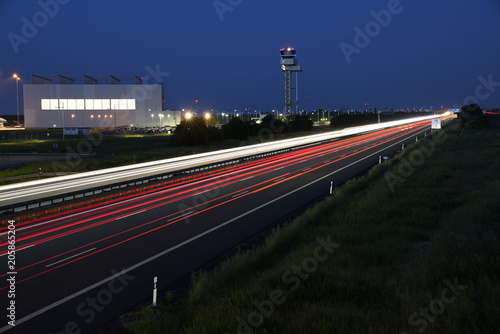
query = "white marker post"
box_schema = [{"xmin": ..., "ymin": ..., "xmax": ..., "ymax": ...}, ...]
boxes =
[
  {"xmin": 152, "ymin": 276, "xmax": 158, "ymax": 307},
  {"xmin": 379, "ymin": 156, "xmax": 382, "ymax": 164},
  {"xmin": 330, "ymin": 181, "xmax": 334, "ymax": 195},
  {"xmin": 402, "ymin": 143, "xmax": 405, "ymax": 150}
]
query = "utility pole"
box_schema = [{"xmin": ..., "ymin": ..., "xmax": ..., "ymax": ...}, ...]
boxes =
[{"xmin": 13, "ymin": 74, "xmax": 21, "ymax": 126}]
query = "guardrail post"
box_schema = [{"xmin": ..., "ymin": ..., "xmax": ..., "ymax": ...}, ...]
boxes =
[{"xmin": 152, "ymin": 276, "xmax": 158, "ymax": 307}]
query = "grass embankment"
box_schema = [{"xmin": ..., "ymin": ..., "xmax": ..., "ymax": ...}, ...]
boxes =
[{"xmin": 120, "ymin": 118, "xmax": 500, "ymax": 334}]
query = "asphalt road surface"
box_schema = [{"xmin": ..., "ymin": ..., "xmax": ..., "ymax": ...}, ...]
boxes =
[
  {"xmin": 0, "ymin": 115, "xmax": 444, "ymax": 210},
  {"xmin": 0, "ymin": 119, "xmax": 440, "ymax": 334}
]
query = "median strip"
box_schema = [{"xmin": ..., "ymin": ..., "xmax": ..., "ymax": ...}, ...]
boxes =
[
  {"xmin": 168, "ymin": 211, "xmax": 194, "ymax": 222},
  {"xmin": 45, "ymin": 248, "xmax": 97, "ymax": 268},
  {"xmin": 117, "ymin": 210, "xmax": 147, "ymax": 220},
  {"xmin": 232, "ymin": 190, "xmax": 249, "ymax": 198}
]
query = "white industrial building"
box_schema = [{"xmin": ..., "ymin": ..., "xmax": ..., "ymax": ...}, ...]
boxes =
[{"xmin": 23, "ymin": 74, "xmax": 172, "ymax": 129}]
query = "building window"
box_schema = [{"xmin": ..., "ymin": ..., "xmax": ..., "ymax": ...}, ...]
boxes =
[{"xmin": 41, "ymin": 99, "xmax": 136, "ymax": 110}]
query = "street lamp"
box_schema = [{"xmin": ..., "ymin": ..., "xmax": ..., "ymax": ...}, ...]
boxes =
[
  {"xmin": 112, "ymin": 105, "xmax": 117, "ymax": 131},
  {"xmin": 12, "ymin": 74, "xmax": 20, "ymax": 126},
  {"xmin": 71, "ymin": 114, "xmax": 75, "ymax": 127},
  {"xmin": 185, "ymin": 112, "xmax": 193, "ymax": 120},
  {"xmin": 61, "ymin": 101, "xmax": 65, "ymax": 140},
  {"xmin": 159, "ymin": 113, "xmax": 164, "ymax": 127}
]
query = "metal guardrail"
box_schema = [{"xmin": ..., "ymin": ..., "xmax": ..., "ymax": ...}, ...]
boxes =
[{"xmin": 0, "ymin": 138, "xmax": 339, "ymax": 215}]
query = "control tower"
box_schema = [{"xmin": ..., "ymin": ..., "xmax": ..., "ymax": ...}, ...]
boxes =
[{"xmin": 280, "ymin": 47, "xmax": 302, "ymax": 114}]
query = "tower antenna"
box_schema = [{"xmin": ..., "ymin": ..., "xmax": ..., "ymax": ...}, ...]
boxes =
[{"xmin": 280, "ymin": 47, "xmax": 302, "ymax": 114}]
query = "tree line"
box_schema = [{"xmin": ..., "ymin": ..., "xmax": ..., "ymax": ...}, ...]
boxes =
[{"xmin": 169, "ymin": 114, "xmax": 313, "ymax": 146}]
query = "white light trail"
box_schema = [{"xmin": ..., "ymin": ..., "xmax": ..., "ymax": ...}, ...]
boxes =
[{"xmin": 0, "ymin": 115, "xmax": 443, "ymax": 207}]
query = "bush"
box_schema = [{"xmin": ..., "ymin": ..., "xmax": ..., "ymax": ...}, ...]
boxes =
[
  {"xmin": 222, "ymin": 117, "xmax": 249, "ymax": 140},
  {"xmin": 458, "ymin": 104, "xmax": 490, "ymax": 129},
  {"xmin": 170, "ymin": 117, "xmax": 210, "ymax": 146},
  {"xmin": 288, "ymin": 114, "xmax": 313, "ymax": 132}
]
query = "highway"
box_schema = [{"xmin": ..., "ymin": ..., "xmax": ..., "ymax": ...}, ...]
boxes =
[
  {"xmin": 0, "ymin": 118, "xmax": 447, "ymax": 333},
  {"xmin": 0, "ymin": 115, "xmax": 444, "ymax": 209}
]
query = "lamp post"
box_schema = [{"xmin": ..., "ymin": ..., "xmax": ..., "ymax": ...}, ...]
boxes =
[
  {"xmin": 159, "ymin": 113, "xmax": 164, "ymax": 127},
  {"xmin": 61, "ymin": 102, "xmax": 65, "ymax": 141},
  {"xmin": 112, "ymin": 104, "xmax": 116, "ymax": 130},
  {"xmin": 12, "ymin": 74, "xmax": 20, "ymax": 126}
]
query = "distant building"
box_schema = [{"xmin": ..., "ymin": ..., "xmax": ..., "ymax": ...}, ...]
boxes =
[
  {"xmin": 0, "ymin": 117, "xmax": 6, "ymax": 128},
  {"xmin": 23, "ymin": 74, "xmax": 165, "ymax": 129}
]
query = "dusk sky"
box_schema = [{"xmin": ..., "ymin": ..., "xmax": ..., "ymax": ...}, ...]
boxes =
[{"xmin": 1, "ymin": 0, "xmax": 499, "ymax": 115}]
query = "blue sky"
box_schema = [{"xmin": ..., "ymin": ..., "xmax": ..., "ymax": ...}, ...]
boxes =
[{"xmin": 1, "ymin": 0, "xmax": 499, "ymax": 115}]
